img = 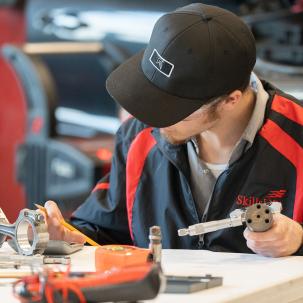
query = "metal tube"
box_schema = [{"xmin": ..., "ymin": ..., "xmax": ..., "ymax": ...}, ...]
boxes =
[{"xmin": 178, "ymin": 217, "xmax": 243, "ymax": 237}]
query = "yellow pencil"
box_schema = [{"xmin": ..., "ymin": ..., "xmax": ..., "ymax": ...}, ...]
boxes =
[
  {"xmin": 34, "ymin": 204, "xmax": 100, "ymax": 247},
  {"xmin": 59, "ymin": 219, "xmax": 100, "ymax": 246}
]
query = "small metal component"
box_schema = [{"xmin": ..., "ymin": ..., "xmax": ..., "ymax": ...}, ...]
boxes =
[
  {"xmin": 178, "ymin": 202, "xmax": 282, "ymax": 237},
  {"xmin": 43, "ymin": 255, "xmax": 71, "ymax": 265},
  {"xmin": 0, "ymin": 254, "xmax": 71, "ymax": 269},
  {"xmin": 178, "ymin": 228, "xmax": 189, "ymax": 237},
  {"xmin": 0, "ymin": 208, "xmax": 49, "ymax": 255},
  {"xmin": 245, "ymin": 203, "xmax": 273, "ymax": 232},
  {"xmin": 149, "ymin": 226, "xmax": 162, "ymax": 264},
  {"xmin": 268, "ymin": 201, "xmax": 283, "ymax": 214},
  {"xmin": 164, "ymin": 274, "xmax": 223, "ymax": 293}
]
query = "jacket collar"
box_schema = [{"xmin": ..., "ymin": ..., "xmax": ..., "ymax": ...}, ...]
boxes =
[{"xmin": 151, "ymin": 128, "xmax": 191, "ymax": 179}]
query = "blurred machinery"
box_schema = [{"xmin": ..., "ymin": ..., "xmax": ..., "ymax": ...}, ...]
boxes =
[
  {"xmin": 1, "ymin": 0, "xmax": 303, "ymax": 221},
  {"xmin": 0, "ymin": 41, "xmax": 123, "ymax": 221},
  {"xmin": 0, "ymin": 1, "xmax": 126, "ymax": 220},
  {"xmin": 247, "ymin": 0, "xmax": 303, "ymax": 100},
  {"xmin": 0, "ymin": 1, "xmax": 26, "ymax": 222},
  {"xmin": 26, "ymin": 0, "xmax": 303, "ymax": 97}
]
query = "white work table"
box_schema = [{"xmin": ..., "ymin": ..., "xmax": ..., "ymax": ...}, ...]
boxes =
[{"xmin": 1, "ymin": 244, "xmax": 303, "ymax": 303}]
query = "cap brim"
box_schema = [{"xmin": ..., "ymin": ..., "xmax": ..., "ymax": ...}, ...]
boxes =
[{"xmin": 106, "ymin": 50, "xmax": 204, "ymax": 128}]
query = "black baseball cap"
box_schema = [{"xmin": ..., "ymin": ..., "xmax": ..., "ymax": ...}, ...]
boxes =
[{"xmin": 106, "ymin": 3, "xmax": 256, "ymax": 128}]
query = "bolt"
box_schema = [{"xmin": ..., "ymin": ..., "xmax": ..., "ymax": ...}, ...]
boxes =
[
  {"xmin": 149, "ymin": 226, "xmax": 162, "ymax": 264},
  {"xmin": 35, "ymin": 213, "xmax": 44, "ymax": 222}
]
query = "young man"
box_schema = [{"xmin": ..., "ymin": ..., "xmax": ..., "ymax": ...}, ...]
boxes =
[{"xmin": 44, "ymin": 3, "xmax": 303, "ymax": 257}]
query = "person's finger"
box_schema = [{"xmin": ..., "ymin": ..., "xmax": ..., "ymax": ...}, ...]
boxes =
[
  {"xmin": 243, "ymin": 228, "xmax": 280, "ymax": 243},
  {"xmin": 246, "ymin": 238, "xmax": 284, "ymax": 250},
  {"xmin": 247, "ymin": 244, "xmax": 286, "ymax": 257},
  {"xmin": 243, "ymin": 220, "xmax": 283, "ymax": 242},
  {"xmin": 245, "ymin": 239, "xmax": 276, "ymax": 255},
  {"xmin": 44, "ymin": 200, "xmax": 64, "ymax": 221},
  {"xmin": 63, "ymin": 230, "xmax": 86, "ymax": 244}
]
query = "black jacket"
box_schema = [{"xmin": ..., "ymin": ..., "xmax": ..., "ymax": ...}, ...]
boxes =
[{"xmin": 71, "ymin": 82, "xmax": 303, "ymax": 255}]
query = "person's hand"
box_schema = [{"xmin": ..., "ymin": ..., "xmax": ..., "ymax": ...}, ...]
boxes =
[
  {"xmin": 243, "ymin": 213, "xmax": 303, "ymax": 257},
  {"xmin": 42, "ymin": 201, "xmax": 86, "ymax": 244}
]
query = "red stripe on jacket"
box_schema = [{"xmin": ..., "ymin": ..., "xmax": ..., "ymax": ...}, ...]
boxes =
[
  {"xmin": 259, "ymin": 119, "xmax": 303, "ymax": 222},
  {"xmin": 92, "ymin": 182, "xmax": 110, "ymax": 192},
  {"xmin": 126, "ymin": 127, "xmax": 156, "ymax": 241},
  {"xmin": 272, "ymin": 95, "xmax": 303, "ymax": 126}
]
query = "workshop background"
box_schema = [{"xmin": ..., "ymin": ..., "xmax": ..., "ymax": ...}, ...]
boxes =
[{"xmin": 0, "ymin": 0, "xmax": 302, "ymax": 222}]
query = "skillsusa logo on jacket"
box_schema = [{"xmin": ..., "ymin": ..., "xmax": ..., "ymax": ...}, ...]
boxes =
[{"xmin": 236, "ymin": 190, "xmax": 287, "ymax": 207}]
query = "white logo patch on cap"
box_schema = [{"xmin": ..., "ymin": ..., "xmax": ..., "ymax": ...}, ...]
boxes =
[{"xmin": 149, "ymin": 49, "xmax": 174, "ymax": 78}]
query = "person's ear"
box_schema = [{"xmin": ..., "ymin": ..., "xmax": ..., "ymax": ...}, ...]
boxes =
[{"xmin": 222, "ymin": 90, "xmax": 242, "ymax": 110}]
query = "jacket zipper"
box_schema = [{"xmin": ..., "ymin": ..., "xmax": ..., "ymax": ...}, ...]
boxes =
[{"xmin": 198, "ymin": 168, "xmax": 230, "ymax": 249}]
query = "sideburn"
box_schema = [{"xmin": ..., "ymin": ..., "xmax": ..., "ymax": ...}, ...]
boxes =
[{"xmin": 206, "ymin": 98, "xmax": 224, "ymax": 122}]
